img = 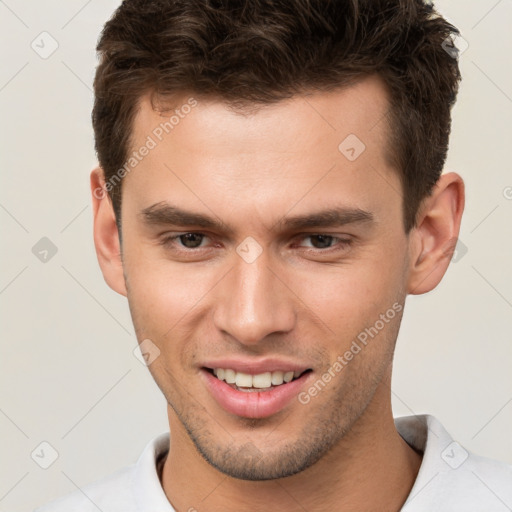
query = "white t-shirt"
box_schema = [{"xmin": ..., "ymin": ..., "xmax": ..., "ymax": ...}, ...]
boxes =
[{"xmin": 34, "ymin": 414, "xmax": 512, "ymax": 511}]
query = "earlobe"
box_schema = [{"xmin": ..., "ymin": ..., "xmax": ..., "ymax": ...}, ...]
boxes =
[
  {"xmin": 407, "ymin": 172, "xmax": 465, "ymax": 295},
  {"xmin": 90, "ymin": 168, "xmax": 127, "ymax": 297}
]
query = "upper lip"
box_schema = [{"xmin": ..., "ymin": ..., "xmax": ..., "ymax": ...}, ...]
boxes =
[{"xmin": 202, "ymin": 358, "xmax": 311, "ymax": 375}]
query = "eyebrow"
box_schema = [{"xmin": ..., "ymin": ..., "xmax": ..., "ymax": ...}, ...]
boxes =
[{"xmin": 139, "ymin": 202, "xmax": 375, "ymax": 233}]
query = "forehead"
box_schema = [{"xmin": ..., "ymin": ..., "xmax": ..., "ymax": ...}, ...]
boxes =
[
  {"xmin": 123, "ymin": 75, "xmax": 401, "ymax": 233},
  {"xmin": 132, "ymin": 74, "xmax": 391, "ymax": 159}
]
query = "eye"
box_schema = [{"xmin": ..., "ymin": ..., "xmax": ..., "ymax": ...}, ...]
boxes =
[
  {"xmin": 162, "ymin": 232, "xmax": 209, "ymax": 249},
  {"xmin": 301, "ymin": 234, "xmax": 335, "ymax": 249},
  {"xmin": 159, "ymin": 232, "xmax": 353, "ymax": 255},
  {"xmin": 298, "ymin": 234, "xmax": 352, "ymax": 250}
]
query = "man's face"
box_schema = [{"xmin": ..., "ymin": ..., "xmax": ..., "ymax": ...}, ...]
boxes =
[{"xmin": 120, "ymin": 75, "xmax": 412, "ymax": 479}]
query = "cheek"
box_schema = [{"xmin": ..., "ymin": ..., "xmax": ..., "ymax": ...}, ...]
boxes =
[
  {"xmin": 293, "ymin": 251, "xmax": 405, "ymax": 324},
  {"xmin": 125, "ymin": 248, "xmax": 213, "ymax": 318},
  {"xmin": 124, "ymin": 253, "xmax": 220, "ymax": 366},
  {"xmin": 285, "ymin": 244, "xmax": 407, "ymax": 366}
]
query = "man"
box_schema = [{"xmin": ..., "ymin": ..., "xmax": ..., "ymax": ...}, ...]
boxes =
[{"xmin": 35, "ymin": 0, "xmax": 512, "ymax": 510}]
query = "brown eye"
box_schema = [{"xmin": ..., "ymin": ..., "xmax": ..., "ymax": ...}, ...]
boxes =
[
  {"xmin": 178, "ymin": 233, "xmax": 205, "ymax": 248},
  {"xmin": 296, "ymin": 234, "xmax": 353, "ymax": 252},
  {"xmin": 308, "ymin": 235, "xmax": 335, "ymax": 249}
]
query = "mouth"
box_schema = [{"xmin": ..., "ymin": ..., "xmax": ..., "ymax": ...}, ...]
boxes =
[
  {"xmin": 201, "ymin": 365, "xmax": 313, "ymax": 418},
  {"xmin": 205, "ymin": 367, "xmax": 312, "ymax": 392}
]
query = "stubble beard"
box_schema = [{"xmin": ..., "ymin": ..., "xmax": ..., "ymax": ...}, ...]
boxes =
[{"xmin": 158, "ymin": 361, "xmax": 390, "ymax": 481}]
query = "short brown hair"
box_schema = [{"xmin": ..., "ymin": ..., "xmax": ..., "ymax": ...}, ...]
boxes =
[{"xmin": 92, "ymin": 0, "xmax": 461, "ymax": 233}]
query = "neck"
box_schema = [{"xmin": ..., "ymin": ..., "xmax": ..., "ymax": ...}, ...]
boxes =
[{"xmin": 160, "ymin": 373, "xmax": 422, "ymax": 512}]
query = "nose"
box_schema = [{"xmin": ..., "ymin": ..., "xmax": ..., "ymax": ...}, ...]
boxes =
[{"xmin": 213, "ymin": 245, "xmax": 296, "ymax": 346}]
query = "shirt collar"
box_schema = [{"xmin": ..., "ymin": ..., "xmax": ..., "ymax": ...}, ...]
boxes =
[
  {"xmin": 132, "ymin": 431, "xmax": 174, "ymax": 511},
  {"xmin": 130, "ymin": 414, "xmax": 454, "ymax": 511},
  {"xmin": 395, "ymin": 414, "xmax": 459, "ymax": 510}
]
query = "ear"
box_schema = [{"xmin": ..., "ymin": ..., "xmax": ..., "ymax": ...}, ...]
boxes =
[
  {"xmin": 407, "ymin": 172, "xmax": 465, "ymax": 295},
  {"xmin": 90, "ymin": 168, "xmax": 127, "ymax": 296}
]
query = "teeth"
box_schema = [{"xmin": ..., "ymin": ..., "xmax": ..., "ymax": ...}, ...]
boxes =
[
  {"xmin": 224, "ymin": 369, "xmax": 236, "ymax": 384},
  {"xmin": 252, "ymin": 372, "xmax": 272, "ymax": 388},
  {"xmin": 235, "ymin": 372, "xmax": 253, "ymax": 388},
  {"xmin": 212, "ymin": 368, "xmax": 304, "ymax": 388},
  {"xmin": 271, "ymin": 371, "xmax": 284, "ymax": 385}
]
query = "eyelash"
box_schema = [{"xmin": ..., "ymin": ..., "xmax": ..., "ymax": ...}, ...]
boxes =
[{"xmin": 159, "ymin": 232, "xmax": 353, "ymax": 253}]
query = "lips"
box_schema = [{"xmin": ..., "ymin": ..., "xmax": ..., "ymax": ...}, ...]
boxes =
[{"xmin": 201, "ymin": 359, "xmax": 313, "ymax": 418}]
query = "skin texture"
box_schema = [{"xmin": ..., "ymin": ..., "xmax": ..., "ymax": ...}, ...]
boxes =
[{"xmin": 91, "ymin": 75, "xmax": 464, "ymax": 511}]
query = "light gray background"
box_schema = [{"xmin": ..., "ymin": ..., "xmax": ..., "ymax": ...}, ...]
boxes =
[{"xmin": 1, "ymin": 1, "xmax": 511, "ymax": 511}]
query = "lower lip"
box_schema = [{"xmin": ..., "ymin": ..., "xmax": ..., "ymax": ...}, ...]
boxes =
[{"xmin": 202, "ymin": 369, "xmax": 311, "ymax": 419}]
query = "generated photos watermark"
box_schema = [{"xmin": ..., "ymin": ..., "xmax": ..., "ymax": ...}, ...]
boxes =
[
  {"xmin": 298, "ymin": 302, "xmax": 403, "ymax": 405},
  {"xmin": 93, "ymin": 97, "xmax": 198, "ymax": 200}
]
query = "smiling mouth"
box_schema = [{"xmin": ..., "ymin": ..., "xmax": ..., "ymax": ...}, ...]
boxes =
[{"xmin": 204, "ymin": 367, "xmax": 312, "ymax": 392}]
